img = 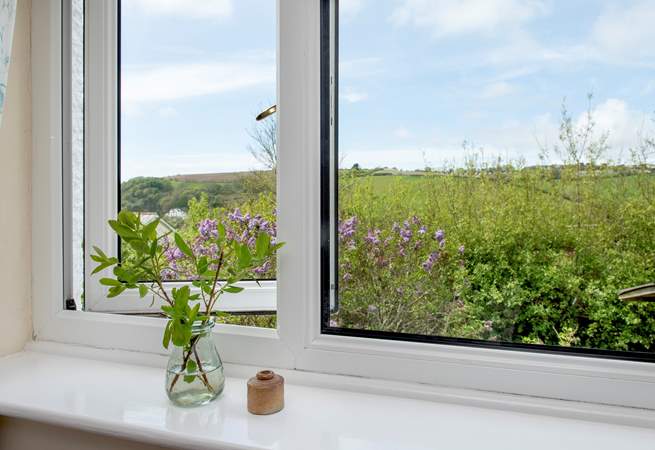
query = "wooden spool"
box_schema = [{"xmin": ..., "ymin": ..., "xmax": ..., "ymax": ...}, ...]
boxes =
[{"xmin": 247, "ymin": 370, "xmax": 284, "ymax": 415}]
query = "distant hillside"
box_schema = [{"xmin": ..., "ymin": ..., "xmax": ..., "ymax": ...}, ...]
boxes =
[{"xmin": 167, "ymin": 171, "xmax": 271, "ymax": 183}]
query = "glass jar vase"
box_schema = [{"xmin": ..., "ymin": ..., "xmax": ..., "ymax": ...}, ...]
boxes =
[{"xmin": 165, "ymin": 319, "xmax": 225, "ymax": 407}]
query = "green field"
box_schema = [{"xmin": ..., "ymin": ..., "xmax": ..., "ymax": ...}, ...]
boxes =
[
  {"xmin": 121, "ymin": 163, "xmax": 655, "ymax": 352},
  {"xmin": 334, "ymin": 165, "xmax": 655, "ymax": 351}
]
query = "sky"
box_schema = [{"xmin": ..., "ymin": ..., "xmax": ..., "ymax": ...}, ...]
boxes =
[{"xmin": 120, "ymin": 0, "xmax": 655, "ymax": 180}]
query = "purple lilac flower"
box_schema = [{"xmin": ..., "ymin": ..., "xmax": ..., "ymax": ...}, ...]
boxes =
[
  {"xmin": 411, "ymin": 215, "xmax": 421, "ymax": 225},
  {"xmin": 253, "ymin": 260, "xmax": 272, "ymax": 276},
  {"xmin": 198, "ymin": 219, "xmax": 218, "ymax": 239},
  {"xmin": 228, "ymin": 208, "xmax": 244, "ymax": 222},
  {"xmin": 434, "ymin": 229, "xmax": 445, "ymax": 243},
  {"xmin": 459, "ymin": 245, "xmax": 465, "ymax": 255},
  {"xmin": 418, "ymin": 226, "xmax": 427, "ymax": 235},
  {"xmin": 160, "ymin": 268, "xmax": 176, "ymax": 280},
  {"xmin": 421, "ymin": 251, "xmax": 440, "ymax": 272},
  {"xmin": 164, "ymin": 246, "xmax": 184, "ymax": 262},
  {"xmin": 399, "ymin": 227, "xmax": 412, "ymax": 243},
  {"xmin": 338, "ymin": 216, "xmax": 358, "ymax": 240},
  {"xmin": 364, "ymin": 229, "xmax": 381, "ymax": 246}
]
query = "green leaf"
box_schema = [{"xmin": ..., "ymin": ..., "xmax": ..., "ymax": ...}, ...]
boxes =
[
  {"xmin": 107, "ymin": 285, "xmax": 127, "ymax": 298},
  {"xmin": 236, "ymin": 243, "xmax": 252, "ymax": 269},
  {"xmin": 171, "ymin": 319, "xmax": 192, "ymax": 347},
  {"xmin": 142, "ymin": 219, "xmax": 159, "ymax": 240},
  {"xmin": 99, "ymin": 277, "xmax": 122, "ymax": 286},
  {"xmin": 138, "ymin": 284, "xmax": 149, "ymax": 298},
  {"xmin": 118, "ymin": 210, "xmax": 138, "ymax": 227},
  {"xmin": 162, "ymin": 320, "xmax": 173, "ymax": 349},
  {"xmin": 92, "ymin": 245, "xmax": 108, "ymax": 259},
  {"xmin": 108, "ymin": 220, "xmax": 138, "ymax": 239},
  {"xmin": 91, "ymin": 261, "xmax": 114, "ymax": 275},
  {"xmin": 186, "ymin": 359, "xmax": 198, "ymax": 374},
  {"xmin": 223, "ymin": 285, "xmax": 244, "ymax": 294},
  {"xmin": 174, "ymin": 233, "xmax": 194, "ymax": 258},
  {"xmin": 196, "ymin": 256, "xmax": 208, "ymax": 275},
  {"xmin": 255, "ymin": 232, "xmax": 270, "ymax": 257},
  {"xmin": 183, "ymin": 375, "xmax": 196, "ymax": 384},
  {"xmin": 128, "ymin": 239, "xmax": 149, "ymax": 255}
]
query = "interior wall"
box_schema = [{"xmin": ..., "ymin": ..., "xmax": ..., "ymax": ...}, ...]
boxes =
[
  {"xmin": 0, "ymin": 417, "xmax": 174, "ymax": 450},
  {"xmin": 0, "ymin": 0, "xmax": 32, "ymax": 356}
]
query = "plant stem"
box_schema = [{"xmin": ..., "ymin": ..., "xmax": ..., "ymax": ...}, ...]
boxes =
[{"xmin": 193, "ymin": 345, "xmax": 214, "ymax": 393}]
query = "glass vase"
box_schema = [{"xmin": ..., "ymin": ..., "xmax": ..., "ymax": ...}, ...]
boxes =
[{"xmin": 165, "ymin": 319, "xmax": 225, "ymax": 407}]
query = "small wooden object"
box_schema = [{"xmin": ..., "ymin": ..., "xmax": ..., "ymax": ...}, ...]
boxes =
[{"xmin": 247, "ymin": 370, "xmax": 284, "ymax": 415}]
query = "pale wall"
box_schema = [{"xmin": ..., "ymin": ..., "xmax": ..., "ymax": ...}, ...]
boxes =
[{"xmin": 0, "ymin": 0, "xmax": 32, "ymax": 356}]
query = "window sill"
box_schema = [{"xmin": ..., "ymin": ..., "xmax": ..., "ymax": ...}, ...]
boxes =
[{"xmin": 1, "ymin": 345, "xmax": 654, "ymax": 450}]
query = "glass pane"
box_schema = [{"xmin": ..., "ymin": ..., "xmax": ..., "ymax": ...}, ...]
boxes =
[
  {"xmin": 120, "ymin": 0, "xmax": 277, "ymax": 327},
  {"xmin": 333, "ymin": 0, "xmax": 655, "ymax": 355}
]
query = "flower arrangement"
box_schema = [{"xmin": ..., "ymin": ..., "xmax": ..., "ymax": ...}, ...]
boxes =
[{"xmin": 91, "ymin": 210, "xmax": 282, "ymax": 405}]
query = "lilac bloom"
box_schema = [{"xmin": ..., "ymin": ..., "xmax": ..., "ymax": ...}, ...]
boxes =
[
  {"xmin": 421, "ymin": 252, "xmax": 440, "ymax": 272},
  {"xmin": 459, "ymin": 245, "xmax": 465, "ymax": 255},
  {"xmin": 198, "ymin": 219, "xmax": 218, "ymax": 239},
  {"xmin": 364, "ymin": 229, "xmax": 381, "ymax": 245},
  {"xmin": 253, "ymin": 260, "xmax": 272, "ymax": 276},
  {"xmin": 434, "ymin": 229, "xmax": 445, "ymax": 243},
  {"xmin": 338, "ymin": 216, "xmax": 358, "ymax": 240},
  {"xmin": 228, "ymin": 208, "xmax": 244, "ymax": 222}
]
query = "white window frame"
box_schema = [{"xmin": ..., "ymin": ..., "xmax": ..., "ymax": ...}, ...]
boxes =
[
  {"xmin": 80, "ymin": 1, "xmax": 276, "ymax": 315},
  {"xmin": 32, "ymin": 0, "xmax": 655, "ymax": 410}
]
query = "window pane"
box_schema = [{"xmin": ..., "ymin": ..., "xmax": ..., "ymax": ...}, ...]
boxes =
[
  {"xmin": 120, "ymin": 0, "xmax": 277, "ymax": 327},
  {"xmin": 331, "ymin": 1, "xmax": 655, "ymax": 355}
]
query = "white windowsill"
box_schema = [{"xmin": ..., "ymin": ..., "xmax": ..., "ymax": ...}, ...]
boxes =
[{"xmin": 1, "ymin": 344, "xmax": 655, "ymax": 450}]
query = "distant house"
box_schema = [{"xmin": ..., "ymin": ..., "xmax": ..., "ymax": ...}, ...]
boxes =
[
  {"xmin": 139, "ymin": 212, "xmax": 177, "ymax": 237},
  {"xmin": 165, "ymin": 208, "xmax": 187, "ymax": 219}
]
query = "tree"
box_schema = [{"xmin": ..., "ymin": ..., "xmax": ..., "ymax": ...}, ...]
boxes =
[
  {"xmin": 247, "ymin": 117, "xmax": 277, "ymax": 170},
  {"xmin": 120, "ymin": 177, "xmax": 173, "ymax": 215}
]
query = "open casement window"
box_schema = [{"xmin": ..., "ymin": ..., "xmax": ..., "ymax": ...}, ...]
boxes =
[
  {"xmin": 70, "ymin": 1, "xmax": 279, "ymax": 320},
  {"xmin": 33, "ymin": 0, "xmax": 655, "ymax": 411}
]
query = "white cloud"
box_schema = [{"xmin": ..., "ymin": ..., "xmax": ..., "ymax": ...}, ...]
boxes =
[
  {"xmin": 122, "ymin": 59, "xmax": 274, "ymax": 107},
  {"xmin": 390, "ymin": 0, "xmax": 547, "ymax": 39},
  {"xmin": 591, "ymin": 1, "xmax": 655, "ymax": 63},
  {"xmin": 341, "ymin": 88, "xmax": 368, "ymax": 103},
  {"xmin": 125, "ymin": 0, "xmax": 233, "ymax": 19},
  {"xmin": 576, "ymin": 98, "xmax": 654, "ymax": 155},
  {"xmin": 481, "ymin": 81, "xmax": 514, "ymax": 99}
]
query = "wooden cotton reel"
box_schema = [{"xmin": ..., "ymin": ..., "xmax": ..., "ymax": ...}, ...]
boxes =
[{"xmin": 247, "ymin": 370, "xmax": 285, "ymax": 415}]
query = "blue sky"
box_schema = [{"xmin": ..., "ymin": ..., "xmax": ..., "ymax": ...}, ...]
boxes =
[{"xmin": 120, "ymin": 0, "xmax": 655, "ymax": 179}]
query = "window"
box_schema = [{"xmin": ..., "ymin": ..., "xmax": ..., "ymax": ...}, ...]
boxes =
[
  {"xmin": 32, "ymin": 0, "xmax": 655, "ymax": 410},
  {"xmin": 76, "ymin": 1, "xmax": 280, "ymax": 325},
  {"xmin": 324, "ymin": 0, "xmax": 655, "ymax": 360}
]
